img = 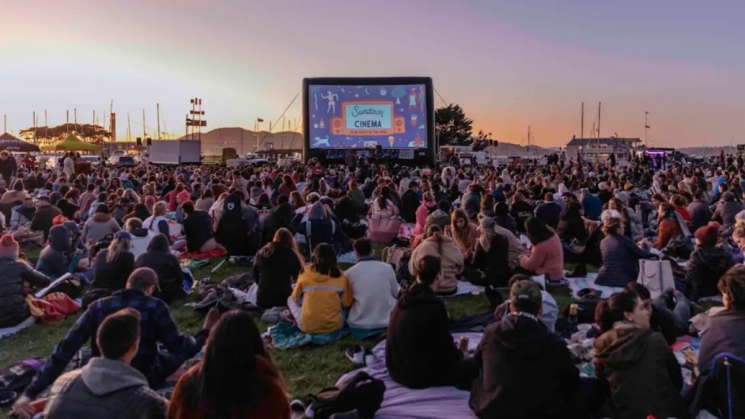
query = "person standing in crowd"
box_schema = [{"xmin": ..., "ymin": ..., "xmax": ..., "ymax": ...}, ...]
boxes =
[
  {"xmin": 40, "ymin": 309, "xmax": 168, "ymax": 419},
  {"xmin": 0, "ymin": 150, "xmax": 18, "ymax": 186}
]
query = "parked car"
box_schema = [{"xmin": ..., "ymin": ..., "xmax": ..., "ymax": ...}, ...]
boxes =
[{"xmin": 108, "ymin": 155, "xmax": 135, "ymax": 167}]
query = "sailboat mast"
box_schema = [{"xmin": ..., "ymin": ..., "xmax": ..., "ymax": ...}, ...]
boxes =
[
  {"xmin": 127, "ymin": 113, "xmax": 131, "ymax": 142},
  {"xmin": 157, "ymin": 104, "xmax": 161, "ymax": 140},
  {"xmin": 597, "ymin": 102, "xmax": 601, "ymax": 139},
  {"xmin": 142, "ymin": 109, "xmax": 147, "ymax": 139}
]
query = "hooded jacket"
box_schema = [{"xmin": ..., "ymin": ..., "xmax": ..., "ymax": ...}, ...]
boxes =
[
  {"xmin": 44, "ymin": 357, "xmax": 168, "ymax": 419},
  {"xmin": 424, "ymin": 209, "xmax": 450, "ymax": 232},
  {"xmin": 135, "ymin": 235, "xmax": 184, "ymax": 304},
  {"xmin": 400, "ymin": 189, "xmax": 421, "ymax": 223},
  {"xmin": 253, "ymin": 242, "xmax": 304, "ymax": 309},
  {"xmin": 81, "ymin": 212, "xmax": 122, "ymax": 245},
  {"xmin": 409, "ymin": 234, "xmax": 464, "ymax": 294},
  {"xmin": 386, "ymin": 283, "xmax": 462, "ymax": 389},
  {"xmin": 290, "ymin": 266, "xmax": 353, "ymax": 334},
  {"xmin": 92, "ymin": 247, "xmax": 135, "ymax": 292},
  {"xmin": 593, "ymin": 323, "xmax": 688, "ymax": 419},
  {"xmin": 215, "ymin": 195, "xmax": 253, "ymax": 256},
  {"xmin": 686, "ymin": 246, "xmax": 734, "ymax": 301},
  {"xmin": 129, "ymin": 227, "xmax": 158, "ymax": 259},
  {"xmin": 36, "ymin": 225, "xmax": 72, "ymax": 278},
  {"xmin": 470, "ymin": 315, "xmax": 579, "ymax": 419},
  {"xmin": 260, "ymin": 203, "xmax": 294, "ymax": 248}
]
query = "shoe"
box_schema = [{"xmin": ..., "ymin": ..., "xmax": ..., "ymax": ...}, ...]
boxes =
[
  {"xmin": 566, "ymin": 263, "xmax": 587, "ymax": 278},
  {"xmin": 546, "ymin": 279, "xmax": 569, "ymax": 289},
  {"xmin": 345, "ymin": 345, "xmax": 365, "ymax": 365},
  {"xmin": 364, "ymin": 348, "xmax": 375, "ymax": 366}
]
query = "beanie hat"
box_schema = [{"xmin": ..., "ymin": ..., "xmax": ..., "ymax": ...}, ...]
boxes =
[
  {"xmin": 695, "ymin": 225, "xmax": 719, "ymax": 247},
  {"xmin": 0, "ymin": 234, "xmax": 19, "ymax": 259},
  {"xmin": 176, "ymin": 190, "xmax": 191, "ymax": 202}
]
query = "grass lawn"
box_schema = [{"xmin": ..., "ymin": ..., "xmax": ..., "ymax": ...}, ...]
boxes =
[{"xmin": 0, "ymin": 252, "xmax": 641, "ymax": 418}]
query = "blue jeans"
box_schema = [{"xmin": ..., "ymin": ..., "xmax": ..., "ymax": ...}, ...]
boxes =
[{"xmin": 653, "ymin": 292, "xmax": 694, "ymax": 333}]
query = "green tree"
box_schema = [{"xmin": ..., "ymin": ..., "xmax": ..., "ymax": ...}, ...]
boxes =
[
  {"xmin": 471, "ymin": 130, "xmax": 495, "ymax": 151},
  {"xmin": 435, "ymin": 104, "xmax": 473, "ymax": 146}
]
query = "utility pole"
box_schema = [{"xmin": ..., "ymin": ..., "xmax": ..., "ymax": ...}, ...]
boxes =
[
  {"xmin": 74, "ymin": 108, "xmax": 78, "ymax": 133},
  {"xmin": 127, "ymin": 113, "xmax": 131, "ymax": 142},
  {"xmin": 33, "ymin": 111, "xmax": 36, "ymax": 144},
  {"xmin": 44, "ymin": 110, "xmax": 48, "ymax": 144},
  {"xmin": 66, "ymin": 110, "xmax": 70, "ymax": 134}
]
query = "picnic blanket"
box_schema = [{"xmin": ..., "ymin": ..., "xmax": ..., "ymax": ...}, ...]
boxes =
[
  {"xmin": 0, "ymin": 316, "xmax": 36, "ymax": 341},
  {"xmin": 178, "ymin": 249, "xmax": 227, "ymax": 260},
  {"xmin": 269, "ymin": 322, "xmax": 385, "ymax": 349},
  {"xmin": 440, "ymin": 281, "xmax": 485, "ymax": 298},
  {"xmin": 337, "ymin": 251, "xmax": 357, "ymax": 264},
  {"xmin": 568, "ymin": 273, "xmax": 623, "ymax": 299},
  {"xmin": 335, "ymin": 333, "xmax": 482, "ymax": 419}
]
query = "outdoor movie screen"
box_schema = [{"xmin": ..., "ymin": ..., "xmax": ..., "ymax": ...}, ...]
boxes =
[{"xmin": 308, "ymin": 84, "xmax": 427, "ymax": 149}]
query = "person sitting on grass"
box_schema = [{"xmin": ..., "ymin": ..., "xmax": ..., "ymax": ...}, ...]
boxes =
[
  {"xmin": 0, "ymin": 234, "xmax": 50, "ymax": 329},
  {"xmin": 288, "ymin": 243, "xmax": 352, "ymax": 335},
  {"xmin": 178, "ymin": 200, "xmax": 220, "ymax": 254},
  {"xmin": 14, "ymin": 267, "xmax": 219, "ymax": 415},
  {"xmin": 387, "ymin": 255, "xmax": 477, "ymax": 390},
  {"xmin": 518, "ymin": 217, "xmax": 565, "ymax": 285},
  {"xmin": 409, "ymin": 225, "xmax": 464, "ymax": 296},
  {"xmin": 125, "ymin": 217, "xmax": 158, "ymax": 259},
  {"xmin": 470, "ymin": 279, "xmax": 579, "ymax": 419},
  {"xmin": 81, "ymin": 204, "xmax": 122, "ymax": 246},
  {"xmin": 593, "ymin": 289, "xmax": 688, "ymax": 419},
  {"xmin": 252, "ymin": 228, "xmax": 305, "ymax": 310},
  {"xmin": 167, "ymin": 310, "xmax": 290, "ymax": 419},
  {"xmin": 40, "ymin": 308, "xmax": 168, "ymax": 419},
  {"xmin": 135, "ymin": 234, "xmax": 185, "ymax": 304},
  {"xmin": 345, "ymin": 238, "xmax": 399, "ymax": 330}
]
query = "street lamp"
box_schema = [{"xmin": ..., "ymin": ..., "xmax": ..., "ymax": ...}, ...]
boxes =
[{"xmin": 255, "ymin": 118, "xmax": 264, "ymax": 153}]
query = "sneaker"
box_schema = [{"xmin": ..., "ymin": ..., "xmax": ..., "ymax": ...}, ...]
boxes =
[
  {"xmin": 546, "ymin": 278, "xmax": 569, "ymax": 288},
  {"xmin": 345, "ymin": 345, "xmax": 365, "ymax": 365},
  {"xmin": 290, "ymin": 399, "xmax": 305, "ymax": 417},
  {"xmin": 364, "ymin": 348, "xmax": 375, "ymax": 366}
]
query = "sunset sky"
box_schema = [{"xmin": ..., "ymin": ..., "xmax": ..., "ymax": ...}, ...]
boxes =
[{"xmin": 1, "ymin": 0, "xmax": 743, "ymax": 147}]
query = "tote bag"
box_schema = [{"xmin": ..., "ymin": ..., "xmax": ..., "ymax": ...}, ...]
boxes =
[{"xmin": 637, "ymin": 259, "xmax": 676, "ymax": 298}]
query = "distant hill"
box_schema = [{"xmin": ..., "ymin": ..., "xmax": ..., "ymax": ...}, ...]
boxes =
[
  {"xmin": 677, "ymin": 146, "xmax": 737, "ymax": 157},
  {"xmin": 488, "ymin": 141, "xmax": 553, "ymax": 157}
]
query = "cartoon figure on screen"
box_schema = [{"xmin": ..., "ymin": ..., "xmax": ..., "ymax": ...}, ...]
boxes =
[
  {"xmin": 388, "ymin": 136, "xmax": 395, "ymax": 147},
  {"xmin": 408, "ymin": 88, "xmax": 418, "ymax": 111},
  {"xmin": 419, "ymin": 86, "xmax": 426, "ymax": 112},
  {"xmin": 321, "ymin": 91, "xmax": 339, "ymax": 114},
  {"xmin": 313, "ymin": 136, "xmax": 330, "ymax": 147}
]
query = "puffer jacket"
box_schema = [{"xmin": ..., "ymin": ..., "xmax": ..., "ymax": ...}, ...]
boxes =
[
  {"xmin": 409, "ymin": 234, "xmax": 464, "ymax": 294},
  {"xmin": 686, "ymin": 246, "xmax": 734, "ymax": 301},
  {"xmin": 0, "ymin": 257, "xmax": 50, "ymax": 328},
  {"xmin": 43, "ymin": 357, "xmax": 167, "ymax": 419}
]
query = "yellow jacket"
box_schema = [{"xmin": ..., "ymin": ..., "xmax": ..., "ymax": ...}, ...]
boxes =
[{"xmin": 291, "ymin": 267, "xmax": 353, "ymax": 334}]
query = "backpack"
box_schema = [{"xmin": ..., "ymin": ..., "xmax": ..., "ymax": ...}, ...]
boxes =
[
  {"xmin": 307, "ymin": 372, "xmax": 386, "ymax": 419},
  {"xmin": 0, "ymin": 359, "xmax": 45, "ymax": 392}
]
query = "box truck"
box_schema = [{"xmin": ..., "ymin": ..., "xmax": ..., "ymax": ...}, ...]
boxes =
[{"xmin": 147, "ymin": 140, "xmax": 201, "ymax": 165}]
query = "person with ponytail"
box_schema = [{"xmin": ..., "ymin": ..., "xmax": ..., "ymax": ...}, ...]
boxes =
[
  {"xmin": 593, "ymin": 290, "xmax": 689, "ymax": 419},
  {"xmin": 168, "ymin": 310, "xmax": 290, "ymax": 419},
  {"xmin": 409, "ymin": 225, "xmax": 464, "ymax": 296},
  {"xmin": 370, "ymin": 185, "xmax": 399, "ymax": 219}
]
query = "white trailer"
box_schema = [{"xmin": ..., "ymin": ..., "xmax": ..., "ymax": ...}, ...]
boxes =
[{"xmin": 147, "ymin": 140, "xmax": 201, "ymax": 165}]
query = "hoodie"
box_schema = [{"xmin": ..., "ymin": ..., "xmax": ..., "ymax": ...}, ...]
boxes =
[
  {"xmin": 44, "ymin": 357, "xmax": 167, "ymax": 419},
  {"xmin": 135, "ymin": 235, "xmax": 185, "ymax": 303},
  {"xmin": 129, "ymin": 227, "xmax": 158, "ymax": 259},
  {"xmin": 593, "ymin": 323, "xmax": 688, "ymax": 419},
  {"xmin": 36, "ymin": 225, "xmax": 71, "ymax": 278},
  {"xmin": 470, "ymin": 315, "xmax": 579, "ymax": 419},
  {"xmin": 290, "ymin": 266, "xmax": 353, "ymax": 334},
  {"xmin": 386, "ymin": 283, "xmax": 462, "ymax": 389}
]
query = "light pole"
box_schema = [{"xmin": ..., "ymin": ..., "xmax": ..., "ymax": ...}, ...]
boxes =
[{"xmin": 255, "ymin": 118, "xmax": 264, "ymax": 153}]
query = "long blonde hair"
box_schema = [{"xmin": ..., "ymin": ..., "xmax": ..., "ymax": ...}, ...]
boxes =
[{"xmin": 106, "ymin": 236, "xmax": 132, "ymax": 263}]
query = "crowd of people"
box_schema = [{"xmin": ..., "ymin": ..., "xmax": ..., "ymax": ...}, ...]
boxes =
[{"xmin": 1, "ymin": 149, "xmax": 743, "ymax": 418}]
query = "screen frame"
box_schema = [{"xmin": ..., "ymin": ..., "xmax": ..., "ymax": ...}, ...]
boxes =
[{"xmin": 303, "ymin": 77, "xmax": 435, "ymax": 166}]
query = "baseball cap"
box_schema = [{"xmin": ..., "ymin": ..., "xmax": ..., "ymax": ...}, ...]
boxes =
[{"xmin": 509, "ymin": 279, "xmax": 542, "ymax": 314}]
